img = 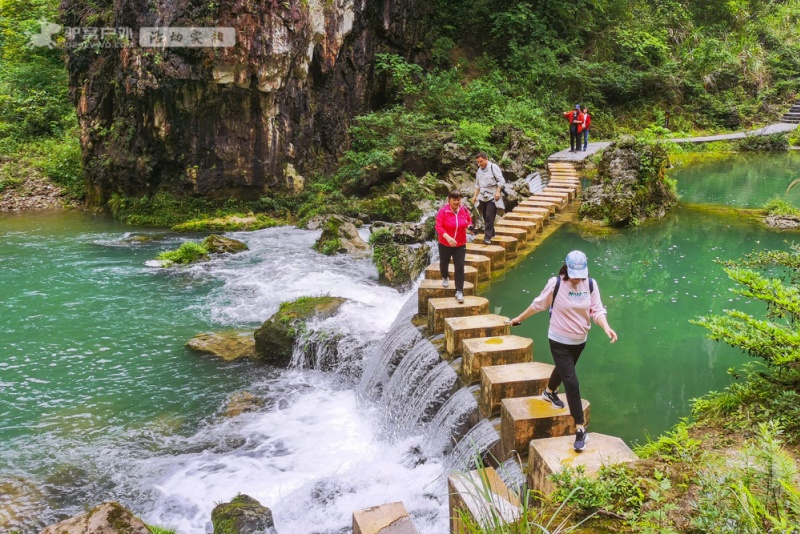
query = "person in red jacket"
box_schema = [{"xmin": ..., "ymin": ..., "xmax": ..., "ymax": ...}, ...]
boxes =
[
  {"xmin": 435, "ymin": 190, "xmax": 473, "ymax": 303},
  {"xmin": 563, "ymin": 104, "xmax": 584, "ymax": 152},
  {"xmin": 581, "ymin": 106, "xmax": 592, "ymax": 151}
]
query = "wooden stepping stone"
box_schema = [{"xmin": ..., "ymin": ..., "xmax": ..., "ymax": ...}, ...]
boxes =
[
  {"xmin": 496, "ymin": 218, "xmax": 539, "ymax": 237},
  {"xmin": 500, "ymin": 396, "xmax": 590, "ymax": 456},
  {"xmin": 464, "ymin": 253, "xmax": 491, "ymax": 281},
  {"xmin": 424, "ymin": 263, "xmax": 479, "ymax": 288},
  {"xmin": 445, "ymin": 314, "xmax": 510, "ymax": 355},
  {"xmin": 503, "ymin": 211, "xmax": 547, "ymax": 226},
  {"xmin": 480, "ymin": 361, "xmax": 554, "ymax": 416},
  {"xmin": 473, "ymin": 234, "xmax": 518, "ymax": 258},
  {"xmin": 448, "ymin": 467, "xmax": 521, "ymax": 534},
  {"xmin": 528, "ymin": 433, "xmax": 639, "ymax": 496},
  {"xmin": 353, "ymin": 501, "xmax": 419, "ymax": 534},
  {"xmin": 518, "ymin": 200, "xmax": 557, "ymax": 216},
  {"xmin": 544, "ymin": 186, "xmax": 576, "ymax": 200},
  {"xmin": 511, "ymin": 206, "xmax": 551, "ymax": 218},
  {"xmin": 547, "ymin": 182, "xmax": 581, "ymax": 195},
  {"xmin": 531, "ymin": 190, "xmax": 570, "ymax": 203},
  {"xmin": 418, "ymin": 279, "xmax": 475, "ymax": 315},
  {"xmin": 466, "ymin": 243, "xmax": 506, "ymax": 270},
  {"xmin": 493, "ymin": 226, "xmax": 527, "ymax": 247},
  {"xmin": 528, "ymin": 194, "xmax": 567, "ymax": 211},
  {"xmin": 462, "ymin": 335, "xmax": 533, "ymax": 384},
  {"xmin": 428, "ymin": 296, "xmax": 489, "ymax": 334}
]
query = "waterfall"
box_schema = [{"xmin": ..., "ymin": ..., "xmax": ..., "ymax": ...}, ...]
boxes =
[
  {"xmin": 498, "ymin": 458, "xmax": 526, "ymax": 497},
  {"xmin": 445, "ymin": 419, "xmax": 501, "ymax": 471},
  {"xmin": 422, "ymin": 386, "xmax": 481, "ymax": 458}
]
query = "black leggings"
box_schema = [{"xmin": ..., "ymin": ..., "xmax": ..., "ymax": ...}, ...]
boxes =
[
  {"xmin": 547, "ymin": 339, "xmax": 587, "ymax": 425},
  {"xmin": 438, "ymin": 243, "xmax": 466, "ymax": 290},
  {"xmin": 570, "ymin": 124, "xmax": 581, "ymax": 151},
  {"xmin": 477, "ymin": 200, "xmax": 498, "ymax": 240}
]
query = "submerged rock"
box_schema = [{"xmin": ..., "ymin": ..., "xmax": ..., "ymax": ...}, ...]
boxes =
[
  {"xmin": 186, "ymin": 332, "xmax": 256, "ymax": 361},
  {"xmin": 253, "ymin": 296, "xmax": 348, "ymax": 367},
  {"xmin": 579, "ymin": 136, "xmax": 677, "ymax": 227},
  {"xmin": 766, "ymin": 214, "xmax": 800, "ymax": 229},
  {"xmin": 211, "ymin": 494, "xmax": 277, "ymax": 534},
  {"xmin": 223, "ymin": 391, "xmax": 266, "ymax": 418},
  {"xmin": 39, "ymin": 502, "xmax": 149, "ymax": 534}
]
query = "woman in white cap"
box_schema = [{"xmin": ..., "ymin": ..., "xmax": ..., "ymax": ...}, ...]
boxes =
[{"xmin": 508, "ymin": 250, "xmax": 617, "ymax": 452}]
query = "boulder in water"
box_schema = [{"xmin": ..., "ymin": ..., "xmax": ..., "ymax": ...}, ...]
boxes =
[
  {"xmin": 203, "ymin": 235, "xmax": 249, "ymax": 254},
  {"xmin": 211, "ymin": 494, "xmax": 277, "ymax": 534},
  {"xmin": 39, "ymin": 502, "xmax": 149, "ymax": 534},
  {"xmin": 765, "ymin": 214, "xmax": 800, "ymax": 229},
  {"xmin": 312, "ymin": 215, "xmax": 370, "ymax": 257},
  {"xmin": 223, "ymin": 391, "xmax": 266, "ymax": 418},
  {"xmin": 369, "ymin": 228, "xmax": 430, "ymax": 290},
  {"xmin": 253, "ymin": 296, "xmax": 348, "ymax": 367},
  {"xmin": 186, "ymin": 331, "xmax": 256, "ymax": 361},
  {"xmin": 579, "ymin": 136, "xmax": 677, "ymax": 227}
]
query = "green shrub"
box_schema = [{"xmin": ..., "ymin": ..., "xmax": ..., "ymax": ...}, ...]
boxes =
[
  {"xmin": 156, "ymin": 241, "xmax": 209, "ymax": 265},
  {"xmin": 763, "ymin": 197, "xmax": 800, "ymax": 216},
  {"xmin": 737, "ymin": 133, "xmax": 790, "ymax": 152}
]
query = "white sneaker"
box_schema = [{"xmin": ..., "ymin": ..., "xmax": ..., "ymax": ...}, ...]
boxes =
[
  {"xmin": 442, "ymin": 278, "xmax": 449, "ymax": 288},
  {"xmin": 455, "ymin": 290, "xmax": 464, "ymax": 303}
]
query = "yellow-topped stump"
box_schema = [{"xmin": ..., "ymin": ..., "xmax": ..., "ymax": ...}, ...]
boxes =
[
  {"xmin": 448, "ymin": 467, "xmax": 521, "ymax": 534},
  {"xmin": 418, "ymin": 279, "xmax": 475, "ymax": 315},
  {"xmin": 462, "ymin": 335, "xmax": 533, "ymax": 384},
  {"xmin": 531, "ymin": 190, "xmax": 570, "ymax": 204},
  {"xmin": 493, "ymin": 226, "xmax": 528, "ymax": 247},
  {"xmin": 496, "ymin": 218, "xmax": 540, "ymax": 238},
  {"xmin": 500, "ymin": 396, "xmax": 590, "ymax": 456},
  {"xmin": 480, "ymin": 361, "xmax": 555, "ymax": 416},
  {"xmin": 424, "ymin": 263, "xmax": 479, "ymax": 288},
  {"xmin": 528, "ymin": 195, "xmax": 567, "ymax": 211},
  {"xmin": 428, "ymin": 296, "xmax": 490, "ymax": 334},
  {"xmin": 518, "ymin": 200, "xmax": 557, "ymax": 216},
  {"xmin": 503, "ymin": 212, "xmax": 547, "ymax": 227},
  {"xmin": 445, "ymin": 314, "xmax": 510, "ymax": 356},
  {"xmin": 474, "ymin": 234, "xmax": 518, "ymax": 258},
  {"xmin": 465, "ymin": 243, "xmax": 506, "ymax": 271},
  {"xmin": 353, "ymin": 502, "xmax": 419, "ymax": 534},
  {"xmin": 511, "ymin": 206, "xmax": 551, "ymax": 219},
  {"xmin": 528, "ymin": 434, "xmax": 639, "ymax": 496},
  {"xmin": 464, "ymin": 254, "xmax": 492, "ymax": 281},
  {"xmin": 547, "ymin": 181, "xmax": 581, "ymax": 195}
]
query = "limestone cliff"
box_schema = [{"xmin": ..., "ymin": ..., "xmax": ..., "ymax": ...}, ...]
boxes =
[{"xmin": 60, "ymin": 0, "xmax": 429, "ymax": 205}]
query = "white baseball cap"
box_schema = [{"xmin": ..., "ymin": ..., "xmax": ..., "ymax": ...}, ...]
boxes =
[{"xmin": 565, "ymin": 250, "xmax": 588, "ymax": 278}]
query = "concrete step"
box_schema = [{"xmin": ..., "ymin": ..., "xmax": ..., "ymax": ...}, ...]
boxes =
[
  {"xmin": 418, "ymin": 279, "xmax": 475, "ymax": 314},
  {"xmin": 480, "ymin": 361, "xmax": 554, "ymax": 416},
  {"xmin": 500, "ymin": 395, "xmax": 590, "ymax": 456},
  {"xmin": 527, "ymin": 433, "xmax": 639, "ymax": 496},
  {"xmin": 783, "ymin": 118, "xmax": 800, "ymax": 124},
  {"xmin": 495, "ymin": 218, "xmax": 540, "ymax": 238},
  {"xmin": 502, "ymin": 211, "xmax": 547, "ymax": 227},
  {"xmin": 448, "ymin": 467, "xmax": 521, "ymax": 533},
  {"xmin": 445, "ymin": 314, "xmax": 511, "ymax": 355},
  {"xmin": 462, "ymin": 335, "xmax": 533, "ymax": 384},
  {"xmin": 493, "ymin": 226, "xmax": 528, "ymax": 247},
  {"xmin": 532, "ymin": 189, "xmax": 571, "ymax": 203},
  {"xmin": 428, "ymin": 296, "xmax": 489, "ymax": 334},
  {"xmin": 546, "ymin": 181, "xmax": 582, "ymax": 195},
  {"xmin": 547, "ymin": 171, "xmax": 579, "ymax": 177},
  {"xmin": 353, "ymin": 501, "xmax": 419, "ymax": 534},
  {"xmin": 783, "ymin": 112, "xmax": 800, "ymax": 118},
  {"xmin": 518, "ymin": 200, "xmax": 557, "ymax": 216},
  {"xmin": 424, "ymin": 263, "xmax": 479, "ymax": 288},
  {"xmin": 465, "ymin": 243, "xmax": 506, "ymax": 271},
  {"xmin": 474, "ymin": 234, "xmax": 518, "ymax": 258},
  {"xmin": 544, "ymin": 186, "xmax": 576, "ymax": 200},
  {"xmin": 464, "ymin": 253, "xmax": 492, "ymax": 281},
  {"xmin": 548, "ymin": 162, "xmax": 577, "ymax": 169}
]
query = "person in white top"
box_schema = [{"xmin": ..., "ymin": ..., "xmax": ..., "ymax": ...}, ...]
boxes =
[{"xmin": 509, "ymin": 250, "xmax": 617, "ymax": 452}]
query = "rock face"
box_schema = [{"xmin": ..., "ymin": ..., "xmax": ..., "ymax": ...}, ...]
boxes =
[
  {"xmin": 61, "ymin": 0, "xmax": 430, "ymax": 205},
  {"xmin": 211, "ymin": 494, "xmax": 277, "ymax": 534},
  {"xmin": 39, "ymin": 502, "xmax": 149, "ymax": 534},
  {"xmin": 369, "ymin": 227, "xmax": 430, "ymax": 289},
  {"xmin": 579, "ymin": 136, "xmax": 677, "ymax": 227},
  {"xmin": 312, "ymin": 215, "xmax": 369, "ymax": 256},
  {"xmin": 253, "ymin": 296, "xmax": 347, "ymax": 367}
]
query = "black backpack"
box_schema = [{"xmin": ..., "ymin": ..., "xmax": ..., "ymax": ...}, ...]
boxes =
[{"xmin": 549, "ymin": 276, "xmax": 594, "ymax": 317}]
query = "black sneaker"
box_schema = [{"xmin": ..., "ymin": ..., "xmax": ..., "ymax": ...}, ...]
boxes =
[
  {"xmin": 574, "ymin": 428, "xmax": 588, "ymax": 451},
  {"xmin": 542, "ymin": 389, "xmax": 565, "ymax": 409}
]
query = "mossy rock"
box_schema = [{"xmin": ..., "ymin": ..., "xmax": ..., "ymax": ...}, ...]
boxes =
[
  {"xmin": 211, "ymin": 494, "xmax": 277, "ymax": 534},
  {"xmin": 203, "ymin": 235, "xmax": 249, "ymax": 254},
  {"xmin": 186, "ymin": 331, "xmax": 256, "ymax": 361},
  {"xmin": 40, "ymin": 501, "xmax": 150, "ymax": 534},
  {"xmin": 253, "ymin": 296, "xmax": 347, "ymax": 367},
  {"xmin": 312, "ymin": 215, "xmax": 369, "ymax": 256}
]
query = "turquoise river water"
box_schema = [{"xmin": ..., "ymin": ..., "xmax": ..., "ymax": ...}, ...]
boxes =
[{"xmin": 1, "ymin": 151, "xmax": 799, "ymax": 532}]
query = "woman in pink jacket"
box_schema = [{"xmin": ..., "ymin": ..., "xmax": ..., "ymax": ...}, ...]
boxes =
[
  {"xmin": 509, "ymin": 250, "xmax": 617, "ymax": 452},
  {"xmin": 434, "ymin": 190, "xmax": 473, "ymax": 303}
]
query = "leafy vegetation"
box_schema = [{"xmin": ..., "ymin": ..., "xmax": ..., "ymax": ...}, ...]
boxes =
[
  {"xmin": 737, "ymin": 132, "xmax": 790, "ymax": 152},
  {"xmin": 156, "ymin": 241, "xmax": 210, "ymax": 265}
]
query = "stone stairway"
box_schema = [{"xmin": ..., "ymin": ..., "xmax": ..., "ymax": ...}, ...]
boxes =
[
  {"xmin": 782, "ymin": 102, "xmax": 800, "ymax": 124},
  {"xmin": 363, "ymin": 170, "xmax": 637, "ymax": 533}
]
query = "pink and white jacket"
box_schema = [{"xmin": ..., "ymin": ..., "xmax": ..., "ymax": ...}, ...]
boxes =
[{"xmin": 528, "ymin": 276, "xmax": 607, "ymax": 344}]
